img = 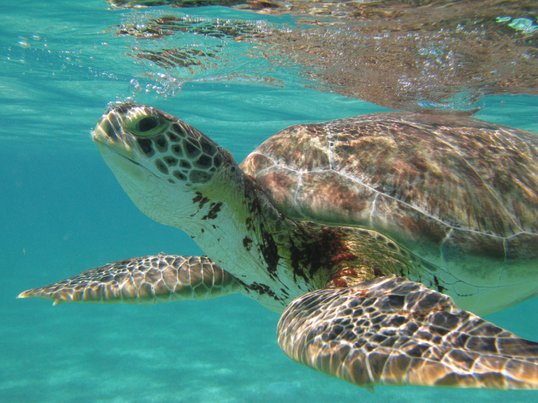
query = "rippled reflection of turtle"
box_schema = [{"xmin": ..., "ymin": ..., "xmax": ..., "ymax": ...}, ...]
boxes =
[
  {"xmin": 20, "ymin": 104, "xmax": 538, "ymax": 389},
  {"xmin": 111, "ymin": 0, "xmax": 538, "ymax": 110}
]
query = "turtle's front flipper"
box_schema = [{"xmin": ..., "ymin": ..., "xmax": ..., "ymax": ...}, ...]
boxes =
[
  {"xmin": 277, "ymin": 276, "xmax": 538, "ymax": 389},
  {"xmin": 18, "ymin": 254, "xmax": 242, "ymax": 305}
]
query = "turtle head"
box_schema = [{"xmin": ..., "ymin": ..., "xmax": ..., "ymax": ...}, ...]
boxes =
[{"xmin": 92, "ymin": 103, "xmax": 237, "ymax": 227}]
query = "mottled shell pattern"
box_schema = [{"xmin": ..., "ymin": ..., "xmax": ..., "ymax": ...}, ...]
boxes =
[{"xmin": 241, "ymin": 113, "xmax": 537, "ymax": 269}]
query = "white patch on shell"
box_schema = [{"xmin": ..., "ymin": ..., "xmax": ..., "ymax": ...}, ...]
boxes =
[
  {"xmin": 293, "ymin": 170, "xmax": 305, "ymax": 214},
  {"xmin": 369, "ymin": 192, "xmax": 379, "ymax": 225},
  {"xmin": 439, "ymin": 228, "xmax": 454, "ymax": 261}
]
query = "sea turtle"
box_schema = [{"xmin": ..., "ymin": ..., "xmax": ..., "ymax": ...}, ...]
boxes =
[{"xmin": 19, "ymin": 104, "xmax": 538, "ymax": 389}]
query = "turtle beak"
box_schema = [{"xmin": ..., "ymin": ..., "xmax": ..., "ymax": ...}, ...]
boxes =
[
  {"xmin": 92, "ymin": 104, "xmax": 136, "ymax": 153},
  {"xmin": 92, "ymin": 106, "xmax": 150, "ymax": 177},
  {"xmin": 92, "ymin": 116, "xmax": 114, "ymax": 145}
]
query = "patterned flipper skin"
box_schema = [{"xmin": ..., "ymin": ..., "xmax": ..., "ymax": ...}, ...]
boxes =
[
  {"xmin": 278, "ymin": 276, "xmax": 538, "ymax": 389},
  {"xmin": 18, "ymin": 254, "xmax": 241, "ymax": 304}
]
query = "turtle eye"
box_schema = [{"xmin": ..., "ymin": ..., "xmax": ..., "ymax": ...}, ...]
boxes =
[
  {"xmin": 137, "ymin": 117, "xmax": 159, "ymax": 132},
  {"xmin": 129, "ymin": 114, "xmax": 166, "ymax": 137}
]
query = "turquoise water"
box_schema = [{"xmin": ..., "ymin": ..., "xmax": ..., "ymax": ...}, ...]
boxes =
[{"xmin": 1, "ymin": 1, "xmax": 537, "ymax": 402}]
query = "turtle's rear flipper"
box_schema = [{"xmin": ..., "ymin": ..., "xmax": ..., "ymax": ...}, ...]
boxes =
[
  {"xmin": 278, "ymin": 276, "xmax": 538, "ymax": 389},
  {"xmin": 18, "ymin": 254, "xmax": 241, "ymax": 305}
]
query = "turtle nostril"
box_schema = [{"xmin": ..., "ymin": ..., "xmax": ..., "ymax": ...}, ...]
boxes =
[{"xmin": 137, "ymin": 117, "xmax": 159, "ymax": 132}]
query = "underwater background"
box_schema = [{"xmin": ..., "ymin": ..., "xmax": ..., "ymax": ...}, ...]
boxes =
[{"xmin": 1, "ymin": 0, "xmax": 537, "ymax": 402}]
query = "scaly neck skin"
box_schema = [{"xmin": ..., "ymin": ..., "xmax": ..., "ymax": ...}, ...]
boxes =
[{"xmin": 184, "ymin": 166, "xmax": 316, "ymax": 310}]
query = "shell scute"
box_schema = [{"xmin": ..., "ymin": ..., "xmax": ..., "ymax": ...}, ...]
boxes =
[{"xmin": 295, "ymin": 170, "xmax": 375, "ymax": 223}]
